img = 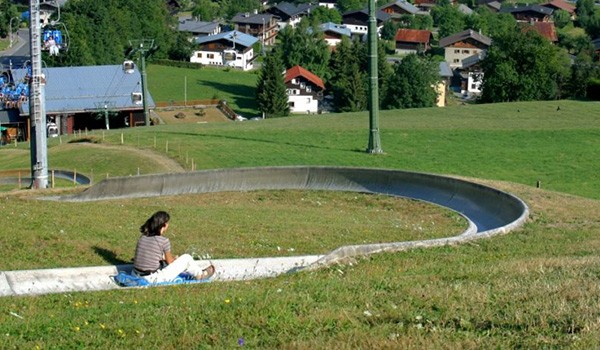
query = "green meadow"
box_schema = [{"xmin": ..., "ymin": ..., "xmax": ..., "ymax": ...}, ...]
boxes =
[
  {"xmin": 1, "ymin": 100, "xmax": 600, "ymax": 348},
  {"xmin": 147, "ymin": 64, "xmax": 259, "ymax": 117}
]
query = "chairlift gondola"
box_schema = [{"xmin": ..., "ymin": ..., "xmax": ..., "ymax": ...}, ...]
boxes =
[{"xmin": 42, "ymin": 22, "xmax": 68, "ymax": 56}]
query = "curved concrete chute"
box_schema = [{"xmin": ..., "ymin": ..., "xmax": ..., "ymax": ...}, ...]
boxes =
[{"xmin": 2, "ymin": 166, "xmax": 528, "ymax": 296}]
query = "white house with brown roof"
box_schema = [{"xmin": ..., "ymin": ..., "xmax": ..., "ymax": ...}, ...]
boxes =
[
  {"xmin": 284, "ymin": 66, "xmax": 325, "ymax": 114},
  {"xmin": 439, "ymin": 29, "xmax": 492, "ymax": 69}
]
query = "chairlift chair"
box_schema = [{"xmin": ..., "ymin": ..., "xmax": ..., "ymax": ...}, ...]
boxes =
[
  {"xmin": 131, "ymin": 92, "xmax": 143, "ymax": 105},
  {"xmin": 122, "ymin": 60, "xmax": 135, "ymax": 74}
]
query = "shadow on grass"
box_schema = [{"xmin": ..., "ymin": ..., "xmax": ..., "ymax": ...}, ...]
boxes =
[
  {"xmin": 197, "ymin": 79, "xmax": 258, "ymax": 117},
  {"xmin": 93, "ymin": 246, "xmax": 130, "ymax": 265}
]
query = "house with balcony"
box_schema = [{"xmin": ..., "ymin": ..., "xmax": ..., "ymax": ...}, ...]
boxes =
[
  {"xmin": 266, "ymin": 2, "xmax": 316, "ymax": 29},
  {"xmin": 231, "ymin": 12, "xmax": 279, "ymax": 46},
  {"xmin": 191, "ymin": 31, "xmax": 258, "ymax": 71},
  {"xmin": 284, "ymin": 65, "xmax": 325, "ymax": 114}
]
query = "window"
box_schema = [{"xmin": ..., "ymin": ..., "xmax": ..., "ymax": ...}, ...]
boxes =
[
  {"xmin": 207, "ymin": 53, "xmax": 215, "ymax": 59},
  {"xmin": 471, "ymin": 84, "xmax": 477, "ymax": 89},
  {"xmin": 462, "ymin": 50, "xmax": 470, "ymax": 54},
  {"xmin": 307, "ymin": 98, "xmax": 311, "ymax": 103},
  {"xmin": 197, "ymin": 53, "xmax": 202, "ymax": 58},
  {"xmin": 300, "ymin": 82, "xmax": 306, "ymax": 89},
  {"xmin": 292, "ymin": 78, "xmax": 297, "ymax": 84},
  {"xmin": 306, "ymin": 86, "xmax": 311, "ymax": 93},
  {"xmin": 287, "ymin": 89, "xmax": 292, "ymax": 95},
  {"xmin": 454, "ymin": 49, "xmax": 460, "ymax": 54},
  {"xmin": 289, "ymin": 102, "xmax": 295, "ymax": 107},
  {"xmin": 453, "ymin": 59, "xmax": 460, "ymax": 63}
]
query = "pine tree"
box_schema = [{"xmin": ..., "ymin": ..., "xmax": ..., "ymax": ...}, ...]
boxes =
[{"xmin": 256, "ymin": 49, "xmax": 289, "ymax": 117}]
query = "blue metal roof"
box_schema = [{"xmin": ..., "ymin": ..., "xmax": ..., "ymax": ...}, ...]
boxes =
[
  {"xmin": 194, "ymin": 30, "xmax": 258, "ymax": 48},
  {"xmin": 12, "ymin": 65, "xmax": 154, "ymax": 115}
]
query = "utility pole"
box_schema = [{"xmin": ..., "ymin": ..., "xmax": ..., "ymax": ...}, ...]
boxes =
[
  {"xmin": 29, "ymin": 0, "xmax": 49, "ymax": 188},
  {"xmin": 128, "ymin": 39, "xmax": 155, "ymax": 126},
  {"xmin": 366, "ymin": 0, "xmax": 383, "ymax": 154},
  {"xmin": 94, "ymin": 101, "xmax": 116, "ymax": 130}
]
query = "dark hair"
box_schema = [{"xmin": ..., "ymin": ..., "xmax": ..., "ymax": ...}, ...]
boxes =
[{"xmin": 140, "ymin": 211, "xmax": 170, "ymax": 237}]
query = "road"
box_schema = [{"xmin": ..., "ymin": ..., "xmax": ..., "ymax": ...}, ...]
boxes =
[{"xmin": 1, "ymin": 28, "xmax": 30, "ymax": 69}]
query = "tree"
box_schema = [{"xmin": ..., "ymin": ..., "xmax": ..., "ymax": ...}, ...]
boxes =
[
  {"xmin": 552, "ymin": 9, "xmax": 571, "ymax": 29},
  {"xmin": 191, "ymin": 0, "xmax": 219, "ymax": 21},
  {"xmin": 329, "ymin": 37, "xmax": 367, "ymax": 112},
  {"xmin": 256, "ymin": 49, "xmax": 289, "ymax": 117},
  {"xmin": 382, "ymin": 54, "xmax": 439, "ymax": 109},
  {"xmin": 431, "ymin": 4, "xmax": 466, "ymax": 38},
  {"xmin": 278, "ymin": 20, "xmax": 330, "ymax": 82},
  {"xmin": 381, "ymin": 20, "xmax": 398, "ymax": 41},
  {"xmin": 336, "ymin": 0, "xmax": 366, "ymax": 13},
  {"xmin": 480, "ymin": 30, "xmax": 571, "ymax": 102},
  {"xmin": 310, "ymin": 6, "xmax": 342, "ymax": 24}
]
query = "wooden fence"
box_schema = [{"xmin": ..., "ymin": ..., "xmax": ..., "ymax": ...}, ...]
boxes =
[{"xmin": 155, "ymin": 99, "xmax": 219, "ymax": 108}]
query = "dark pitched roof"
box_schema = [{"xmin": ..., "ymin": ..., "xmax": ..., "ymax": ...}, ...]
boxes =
[
  {"xmin": 178, "ymin": 19, "xmax": 220, "ymax": 34},
  {"xmin": 342, "ymin": 8, "xmax": 391, "ymax": 22},
  {"xmin": 232, "ymin": 12, "xmax": 275, "ymax": 25},
  {"xmin": 270, "ymin": 2, "xmax": 316, "ymax": 17},
  {"xmin": 379, "ymin": 0, "xmax": 419, "ymax": 15},
  {"xmin": 395, "ymin": 29, "xmax": 433, "ymax": 43},
  {"xmin": 439, "ymin": 29, "xmax": 492, "ymax": 47},
  {"xmin": 285, "ymin": 65, "xmax": 325, "ymax": 90},
  {"xmin": 500, "ymin": 4, "xmax": 554, "ymax": 16}
]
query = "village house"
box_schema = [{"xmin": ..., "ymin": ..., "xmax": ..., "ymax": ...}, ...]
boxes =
[
  {"xmin": 436, "ymin": 61, "xmax": 454, "ymax": 107},
  {"xmin": 439, "ymin": 29, "xmax": 492, "ymax": 69},
  {"xmin": 541, "ymin": 0, "xmax": 576, "ymax": 18},
  {"xmin": 342, "ymin": 8, "xmax": 391, "ymax": 38},
  {"xmin": 191, "ymin": 31, "xmax": 258, "ymax": 71},
  {"xmin": 317, "ymin": 22, "xmax": 352, "ymax": 48},
  {"xmin": 231, "ymin": 11, "xmax": 278, "ymax": 46},
  {"xmin": 500, "ymin": 5, "xmax": 554, "ymax": 22},
  {"xmin": 380, "ymin": 0, "xmax": 421, "ymax": 19},
  {"xmin": 394, "ymin": 28, "xmax": 433, "ymax": 54},
  {"xmin": 266, "ymin": 2, "xmax": 316, "ymax": 29},
  {"xmin": 284, "ymin": 65, "xmax": 325, "ymax": 114},
  {"xmin": 177, "ymin": 17, "xmax": 220, "ymax": 37}
]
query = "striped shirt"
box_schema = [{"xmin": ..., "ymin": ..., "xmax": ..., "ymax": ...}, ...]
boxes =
[{"xmin": 133, "ymin": 235, "xmax": 171, "ymax": 272}]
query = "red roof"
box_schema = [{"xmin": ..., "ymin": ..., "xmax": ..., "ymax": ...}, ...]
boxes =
[
  {"xmin": 522, "ymin": 22, "xmax": 558, "ymax": 42},
  {"xmin": 395, "ymin": 29, "xmax": 432, "ymax": 44},
  {"xmin": 284, "ymin": 65, "xmax": 325, "ymax": 90},
  {"xmin": 542, "ymin": 0, "xmax": 576, "ymax": 14}
]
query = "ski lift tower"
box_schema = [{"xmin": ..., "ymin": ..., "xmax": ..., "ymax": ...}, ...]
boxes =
[
  {"xmin": 128, "ymin": 39, "xmax": 155, "ymax": 126},
  {"xmin": 29, "ymin": 0, "xmax": 49, "ymax": 188},
  {"xmin": 366, "ymin": 0, "xmax": 383, "ymax": 154}
]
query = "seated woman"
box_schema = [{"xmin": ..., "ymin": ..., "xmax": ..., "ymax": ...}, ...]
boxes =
[{"xmin": 133, "ymin": 211, "xmax": 215, "ymax": 283}]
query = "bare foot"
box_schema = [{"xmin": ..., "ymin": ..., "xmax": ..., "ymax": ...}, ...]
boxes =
[{"xmin": 196, "ymin": 264, "xmax": 215, "ymax": 280}]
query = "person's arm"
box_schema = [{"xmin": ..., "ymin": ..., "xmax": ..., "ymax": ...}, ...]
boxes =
[{"xmin": 163, "ymin": 251, "xmax": 176, "ymax": 265}]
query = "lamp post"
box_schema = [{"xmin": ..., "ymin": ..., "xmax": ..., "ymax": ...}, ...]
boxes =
[{"xmin": 9, "ymin": 17, "xmax": 20, "ymax": 48}]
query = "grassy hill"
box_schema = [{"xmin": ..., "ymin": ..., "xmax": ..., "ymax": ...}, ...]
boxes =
[{"xmin": 1, "ymin": 100, "xmax": 600, "ymax": 348}]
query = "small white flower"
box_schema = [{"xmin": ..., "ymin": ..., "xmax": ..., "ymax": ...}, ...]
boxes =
[{"xmin": 363, "ymin": 310, "xmax": 372, "ymax": 317}]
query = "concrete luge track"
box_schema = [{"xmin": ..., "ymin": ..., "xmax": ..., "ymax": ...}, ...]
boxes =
[{"xmin": 1, "ymin": 166, "xmax": 529, "ymax": 296}]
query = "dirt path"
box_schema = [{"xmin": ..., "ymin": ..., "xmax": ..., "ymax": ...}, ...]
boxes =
[{"xmin": 76, "ymin": 142, "xmax": 186, "ymax": 173}]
